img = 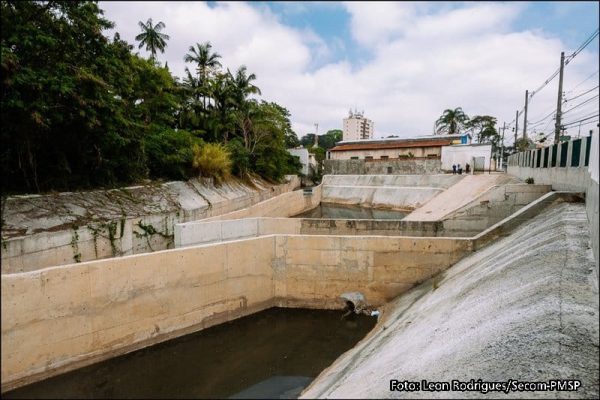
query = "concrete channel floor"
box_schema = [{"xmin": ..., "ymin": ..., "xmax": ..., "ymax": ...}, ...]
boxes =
[
  {"xmin": 404, "ymin": 174, "xmax": 520, "ymax": 221},
  {"xmin": 302, "ymin": 202, "xmax": 599, "ymax": 399}
]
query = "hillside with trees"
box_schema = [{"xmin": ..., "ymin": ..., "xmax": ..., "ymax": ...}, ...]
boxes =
[{"xmin": 1, "ymin": 1, "xmax": 301, "ymax": 194}]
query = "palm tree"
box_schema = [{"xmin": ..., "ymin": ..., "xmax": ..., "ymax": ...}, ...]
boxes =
[
  {"xmin": 184, "ymin": 42, "xmax": 222, "ymax": 83},
  {"xmin": 435, "ymin": 107, "xmax": 469, "ymax": 135},
  {"xmin": 228, "ymin": 66, "xmax": 261, "ymax": 108},
  {"xmin": 135, "ymin": 18, "xmax": 170, "ymax": 60},
  {"xmin": 184, "ymin": 42, "xmax": 222, "ymax": 110}
]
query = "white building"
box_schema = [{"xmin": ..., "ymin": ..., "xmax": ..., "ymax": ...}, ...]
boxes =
[
  {"xmin": 287, "ymin": 147, "xmax": 317, "ymax": 176},
  {"xmin": 343, "ymin": 110, "xmax": 374, "ymax": 141},
  {"xmin": 440, "ymin": 143, "xmax": 493, "ymax": 172}
]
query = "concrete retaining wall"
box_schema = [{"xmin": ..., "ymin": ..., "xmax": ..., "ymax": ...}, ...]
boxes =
[
  {"xmin": 203, "ymin": 184, "xmax": 322, "ymax": 221},
  {"xmin": 2, "ymin": 233, "xmax": 472, "ymax": 392},
  {"xmin": 323, "ymin": 159, "xmax": 441, "ymax": 175},
  {"xmin": 321, "ymin": 174, "xmax": 463, "ymax": 210},
  {"xmin": 507, "ymin": 134, "xmax": 598, "ymax": 281},
  {"xmin": 442, "ymin": 184, "xmax": 551, "ymax": 234},
  {"xmin": 3, "ymin": 190, "xmax": 583, "ymax": 392},
  {"xmin": 321, "ymin": 174, "xmax": 462, "ymax": 188},
  {"xmin": 1, "ymin": 176, "xmax": 300, "ymax": 274}
]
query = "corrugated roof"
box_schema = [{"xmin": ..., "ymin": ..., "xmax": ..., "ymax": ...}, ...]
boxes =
[{"xmin": 330, "ymin": 138, "xmax": 454, "ymax": 152}]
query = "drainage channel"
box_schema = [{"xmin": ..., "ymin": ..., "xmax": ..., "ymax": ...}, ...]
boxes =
[
  {"xmin": 4, "ymin": 308, "xmax": 376, "ymax": 399},
  {"xmin": 293, "ymin": 203, "xmax": 409, "ymax": 220}
]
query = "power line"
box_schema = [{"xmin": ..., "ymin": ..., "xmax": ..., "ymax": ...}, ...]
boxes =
[
  {"xmin": 517, "ymin": 29, "xmax": 599, "ymax": 126},
  {"xmin": 562, "ymin": 113, "xmax": 599, "ymax": 128},
  {"xmin": 563, "ymin": 85, "xmax": 599, "ymax": 102},
  {"xmin": 562, "ymin": 94, "xmax": 599, "ymax": 115},
  {"xmin": 564, "ymin": 28, "xmax": 599, "ymax": 65},
  {"xmin": 564, "ymin": 70, "xmax": 599, "ymax": 96}
]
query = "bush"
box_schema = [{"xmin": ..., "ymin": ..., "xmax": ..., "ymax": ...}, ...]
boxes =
[
  {"xmin": 144, "ymin": 128, "xmax": 199, "ymax": 180},
  {"xmin": 525, "ymin": 177, "xmax": 534, "ymax": 184},
  {"xmin": 226, "ymin": 138, "xmax": 251, "ymax": 178},
  {"xmin": 192, "ymin": 142, "xmax": 232, "ymax": 183}
]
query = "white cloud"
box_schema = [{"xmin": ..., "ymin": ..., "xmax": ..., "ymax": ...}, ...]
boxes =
[{"xmin": 99, "ymin": 1, "xmax": 599, "ymax": 140}]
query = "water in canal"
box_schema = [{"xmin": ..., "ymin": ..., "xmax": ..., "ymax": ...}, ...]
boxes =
[
  {"xmin": 4, "ymin": 308, "xmax": 376, "ymax": 399},
  {"xmin": 294, "ymin": 203, "xmax": 408, "ymax": 220}
]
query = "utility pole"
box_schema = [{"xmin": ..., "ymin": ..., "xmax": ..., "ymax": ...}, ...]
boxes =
[
  {"xmin": 522, "ymin": 90, "xmax": 529, "ymax": 139},
  {"xmin": 500, "ymin": 122, "xmax": 506, "ymax": 171},
  {"xmin": 554, "ymin": 51, "xmax": 565, "ymax": 144},
  {"xmin": 514, "ymin": 110, "xmax": 519, "ymax": 150}
]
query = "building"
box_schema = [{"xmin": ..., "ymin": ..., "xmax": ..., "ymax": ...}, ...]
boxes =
[
  {"xmin": 440, "ymin": 143, "xmax": 493, "ymax": 172},
  {"xmin": 342, "ymin": 110, "xmax": 374, "ymax": 141},
  {"xmin": 287, "ymin": 147, "xmax": 317, "ymax": 176},
  {"xmin": 328, "ymin": 134, "xmax": 469, "ymax": 161}
]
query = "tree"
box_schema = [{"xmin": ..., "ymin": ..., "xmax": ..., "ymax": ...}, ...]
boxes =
[
  {"xmin": 317, "ymin": 129, "xmax": 343, "ymax": 150},
  {"xmin": 184, "ymin": 42, "xmax": 222, "ymax": 111},
  {"xmin": 228, "ymin": 65, "xmax": 261, "ymax": 108},
  {"xmin": 135, "ymin": 18, "xmax": 169, "ymax": 60},
  {"xmin": 468, "ymin": 115, "xmax": 498, "ymax": 144},
  {"xmin": 435, "ymin": 107, "xmax": 469, "ymax": 135}
]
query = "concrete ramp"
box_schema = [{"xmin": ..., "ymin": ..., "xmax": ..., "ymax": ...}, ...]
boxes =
[
  {"xmin": 404, "ymin": 174, "xmax": 519, "ymax": 221},
  {"xmin": 302, "ymin": 202, "xmax": 599, "ymax": 398}
]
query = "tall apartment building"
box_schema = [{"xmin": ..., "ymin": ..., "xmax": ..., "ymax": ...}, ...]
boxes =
[{"xmin": 342, "ymin": 110, "xmax": 374, "ymax": 141}]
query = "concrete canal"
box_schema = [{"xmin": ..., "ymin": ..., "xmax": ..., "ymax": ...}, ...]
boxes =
[{"xmin": 3, "ymin": 308, "xmax": 376, "ymax": 399}]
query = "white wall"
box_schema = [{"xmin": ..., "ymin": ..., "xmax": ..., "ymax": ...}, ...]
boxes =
[
  {"xmin": 287, "ymin": 148, "xmax": 309, "ymax": 175},
  {"xmin": 589, "ymin": 133, "xmax": 598, "ymax": 184},
  {"xmin": 441, "ymin": 144, "xmax": 492, "ymax": 171}
]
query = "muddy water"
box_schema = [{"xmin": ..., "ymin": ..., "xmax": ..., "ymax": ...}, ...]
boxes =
[
  {"xmin": 4, "ymin": 308, "xmax": 376, "ymax": 399},
  {"xmin": 294, "ymin": 203, "xmax": 408, "ymax": 220}
]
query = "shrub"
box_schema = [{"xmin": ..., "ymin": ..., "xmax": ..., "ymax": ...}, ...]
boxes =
[
  {"xmin": 144, "ymin": 128, "xmax": 199, "ymax": 180},
  {"xmin": 525, "ymin": 177, "xmax": 535, "ymax": 184},
  {"xmin": 192, "ymin": 142, "xmax": 232, "ymax": 183}
]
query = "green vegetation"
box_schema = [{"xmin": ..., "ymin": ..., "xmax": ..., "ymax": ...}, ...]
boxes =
[
  {"xmin": 1, "ymin": 1, "xmax": 301, "ymax": 194},
  {"xmin": 192, "ymin": 142, "xmax": 231, "ymax": 183},
  {"xmin": 434, "ymin": 107, "xmax": 504, "ymax": 156}
]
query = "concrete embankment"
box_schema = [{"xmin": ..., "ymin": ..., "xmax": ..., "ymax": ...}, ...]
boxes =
[
  {"xmin": 2, "ymin": 190, "xmax": 578, "ymax": 392},
  {"xmin": 320, "ymin": 175, "xmax": 464, "ymax": 210},
  {"xmin": 403, "ymin": 174, "xmax": 520, "ymax": 221},
  {"xmin": 1, "ymin": 233, "xmax": 472, "ymax": 392},
  {"xmin": 1, "ymin": 176, "xmax": 300, "ymax": 273},
  {"xmin": 302, "ymin": 202, "xmax": 599, "ymax": 399}
]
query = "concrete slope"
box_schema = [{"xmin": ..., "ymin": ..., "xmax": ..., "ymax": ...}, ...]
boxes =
[
  {"xmin": 403, "ymin": 173, "xmax": 519, "ymax": 221},
  {"xmin": 302, "ymin": 202, "xmax": 599, "ymax": 399}
]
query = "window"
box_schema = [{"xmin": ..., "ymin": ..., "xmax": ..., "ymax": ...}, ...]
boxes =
[
  {"xmin": 387, "ymin": 166, "xmax": 393, "ymax": 174},
  {"xmin": 350, "ymin": 156, "xmax": 359, "ymax": 160},
  {"xmin": 365, "ymin": 156, "xmax": 373, "ymax": 161},
  {"xmin": 380, "ymin": 156, "xmax": 389, "ymax": 160}
]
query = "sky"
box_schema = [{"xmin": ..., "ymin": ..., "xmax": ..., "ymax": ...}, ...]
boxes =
[{"xmin": 99, "ymin": 1, "xmax": 600, "ymax": 142}]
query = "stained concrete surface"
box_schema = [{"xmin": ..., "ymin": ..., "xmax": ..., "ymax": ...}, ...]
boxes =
[
  {"xmin": 302, "ymin": 202, "xmax": 599, "ymax": 398},
  {"xmin": 404, "ymin": 174, "xmax": 519, "ymax": 221},
  {"xmin": 3, "ymin": 308, "xmax": 375, "ymax": 399}
]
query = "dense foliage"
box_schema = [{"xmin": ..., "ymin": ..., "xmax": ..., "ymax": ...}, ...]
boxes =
[{"xmin": 1, "ymin": 1, "xmax": 301, "ymax": 193}]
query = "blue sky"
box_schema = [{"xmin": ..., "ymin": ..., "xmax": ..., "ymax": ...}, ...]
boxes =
[{"xmin": 100, "ymin": 1, "xmax": 599, "ymax": 140}]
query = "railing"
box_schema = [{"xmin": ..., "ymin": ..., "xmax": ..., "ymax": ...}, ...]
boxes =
[{"xmin": 507, "ymin": 136, "xmax": 593, "ymax": 171}]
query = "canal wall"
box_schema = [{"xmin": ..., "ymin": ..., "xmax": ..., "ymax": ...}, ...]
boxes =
[
  {"xmin": 302, "ymin": 202, "xmax": 599, "ymax": 399},
  {"xmin": 1, "ymin": 176, "xmax": 300, "ymax": 274},
  {"xmin": 323, "ymin": 158, "xmax": 442, "ymax": 175},
  {"xmin": 1, "ymin": 192, "xmax": 580, "ymax": 392},
  {"xmin": 507, "ymin": 133, "xmax": 599, "ymax": 281},
  {"xmin": 320, "ymin": 174, "xmax": 463, "ymax": 211},
  {"xmin": 175, "ymin": 184, "xmax": 554, "ymax": 247},
  {"xmin": 2, "ymin": 233, "xmax": 472, "ymax": 392}
]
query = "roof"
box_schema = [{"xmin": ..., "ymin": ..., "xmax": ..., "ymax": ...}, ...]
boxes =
[{"xmin": 330, "ymin": 136, "xmax": 456, "ymax": 152}]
